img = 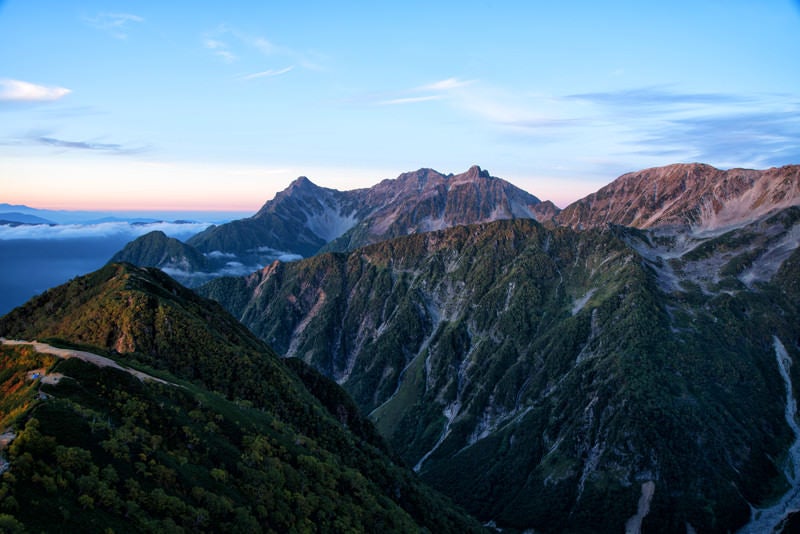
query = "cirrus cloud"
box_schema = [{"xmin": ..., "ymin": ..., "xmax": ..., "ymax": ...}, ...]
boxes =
[
  {"xmin": 418, "ymin": 78, "xmax": 475, "ymax": 91},
  {"xmin": 367, "ymin": 77, "xmax": 475, "ymax": 106},
  {"xmin": 239, "ymin": 66, "xmax": 294, "ymax": 80},
  {"xmin": 84, "ymin": 12, "xmax": 144, "ymax": 39},
  {"xmin": 26, "ymin": 133, "xmax": 150, "ymax": 155}
]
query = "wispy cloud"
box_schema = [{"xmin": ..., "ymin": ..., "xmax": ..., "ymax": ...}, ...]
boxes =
[
  {"xmin": 368, "ymin": 77, "xmax": 474, "ymax": 106},
  {"xmin": 252, "ymin": 37, "xmax": 276, "ymax": 55},
  {"xmin": 204, "ymin": 38, "xmax": 237, "ymax": 63},
  {"xmin": 418, "ymin": 78, "xmax": 475, "ymax": 91},
  {"xmin": 28, "ymin": 134, "xmax": 148, "ymax": 155},
  {"xmin": 203, "ymin": 26, "xmax": 325, "ymax": 72},
  {"xmin": 36, "ymin": 136, "xmax": 124, "ymax": 152},
  {"xmin": 399, "ymin": 80, "xmax": 800, "ymax": 175},
  {"xmin": 0, "ymin": 79, "xmax": 71, "ymax": 102},
  {"xmin": 379, "ymin": 95, "xmax": 443, "ymax": 106},
  {"xmin": 563, "ymin": 87, "xmax": 800, "ymax": 168},
  {"xmin": 568, "ymin": 86, "xmax": 752, "ymax": 108},
  {"xmin": 637, "ymin": 107, "xmax": 800, "ymax": 168},
  {"xmin": 84, "ymin": 12, "xmax": 144, "ymax": 39},
  {"xmin": 239, "ymin": 66, "xmax": 294, "ymax": 80}
]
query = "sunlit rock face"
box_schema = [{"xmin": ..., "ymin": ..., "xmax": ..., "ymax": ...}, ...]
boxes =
[
  {"xmin": 187, "ymin": 165, "xmax": 554, "ymax": 262},
  {"xmin": 557, "ymin": 163, "xmax": 800, "ymax": 231}
]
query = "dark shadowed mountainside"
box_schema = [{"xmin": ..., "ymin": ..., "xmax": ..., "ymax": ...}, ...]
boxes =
[{"xmin": 109, "ymin": 230, "xmax": 209, "ymax": 280}]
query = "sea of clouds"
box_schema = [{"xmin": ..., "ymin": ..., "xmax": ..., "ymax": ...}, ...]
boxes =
[{"xmin": 0, "ymin": 220, "xmax": 212, "ymax": 241}]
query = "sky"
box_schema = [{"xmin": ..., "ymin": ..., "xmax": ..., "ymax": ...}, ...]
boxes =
[{"xmin": 1, "ymin": 1, "xmax": 799, "ymax": 213}]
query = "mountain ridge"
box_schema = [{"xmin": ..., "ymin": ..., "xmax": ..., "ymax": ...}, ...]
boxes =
[
  {"xmin": 556, "ymin": 163, "xmax": 800, "ymax": 231},
  {"xmin": 196, "ymin": 166, "xmax": 800, "ymax": 532},
  {"xmin": 188, "ymin": 165, "xmax": 553, "ymax": 257},
  {"xmin": 6, "ymin": 161, "xmax": 800, "ymax": 531}
]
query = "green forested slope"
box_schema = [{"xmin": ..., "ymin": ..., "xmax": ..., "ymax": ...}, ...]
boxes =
[
  {"xmin": 0, "ymin": 263, "xmax": 483, "ymax": 533},
  {"xmin": 200, "ymin": 217, "xmax": 800, "ymax": 532}
]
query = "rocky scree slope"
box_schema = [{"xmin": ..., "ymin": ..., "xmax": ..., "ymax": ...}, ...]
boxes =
[{"xmin": 0, "ymin": 262, "xmax": 483, "ymax": 533}]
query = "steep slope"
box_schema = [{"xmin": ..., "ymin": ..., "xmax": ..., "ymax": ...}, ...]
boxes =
[
  {"xmin": 199, "ymin": 216, "xmax": 800, "ymax": 533},
  {"xmin": 188, "ymin": 176, "xmax": 358, "ymax": 261},
  {"xmin": 0, "ymin": 263, "xmax": 483, "ymax": 532},
  {"xmin": 322, "ymin": 165, "xmax": 556, "ymax": 252},
  {"xmin": 557, "ymin": 163, "xmax": 800, "ymax": 231}
]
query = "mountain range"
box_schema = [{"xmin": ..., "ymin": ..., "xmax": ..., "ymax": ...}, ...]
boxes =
[
  {"xmin": 196, "ymin": 163, "xmax": 800, "ymax": 532},
  {"xmin": 113, "ymin": 165, "xmax": 558, "ymax": 285},
  {"xmin": 2, "ymin": 162, "xmax": 800, "ymax": 532}
]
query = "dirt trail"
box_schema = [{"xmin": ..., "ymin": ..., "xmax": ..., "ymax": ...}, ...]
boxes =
[{"xmin": 1, "ymin": 338, "xmax": 175, "ymax": 386}]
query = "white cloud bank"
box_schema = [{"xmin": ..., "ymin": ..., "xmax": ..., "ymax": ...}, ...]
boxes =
[{"xmin": 0, "ymin": 221, "xmax": 212, "ymax": 241}]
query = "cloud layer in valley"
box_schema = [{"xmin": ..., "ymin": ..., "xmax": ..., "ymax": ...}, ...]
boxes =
[{"xmin": 0, "ymin": 221, "xmax": 211, "ymax": 241}]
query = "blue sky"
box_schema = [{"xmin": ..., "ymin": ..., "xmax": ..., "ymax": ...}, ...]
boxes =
[{"xmin": 1, "ymin": 1, "xmax": 799, "ymax": 212}]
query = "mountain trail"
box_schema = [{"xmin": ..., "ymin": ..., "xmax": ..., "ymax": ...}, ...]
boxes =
[{"xmin": 0, "ymin": 338, "xmax": 177, "ymax": 386}]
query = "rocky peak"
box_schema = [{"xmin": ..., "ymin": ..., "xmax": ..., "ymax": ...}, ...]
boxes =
[
  {"xmin": 282, "ymin": 175, "xmax": 323, "ymax": 197},
  {"xmin": 457, "ymin": 165, "xmax": 491, "ymax": 182},
  {"xmin": 288, "ymin": 175, "xmax": 314, "ymax": 188},
  {"xmin": 378, "ymin": 168, "xmax": 447, "ymax": 195}
]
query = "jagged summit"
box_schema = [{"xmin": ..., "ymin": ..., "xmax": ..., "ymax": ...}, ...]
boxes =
[
  {"xmin": 459, "ymin": 164, "xmax": 491, "ymax": 180},
  {"xmin": 291, "ymin": 174, "xmax": 314, "ymax": 186},
  {"xmin": 187, "ymin": 165, "xmax": 554, "ymax": 264},
  {"xmin": 254, "ymin": 175, "xmax": 341, "ymax": 219}
]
